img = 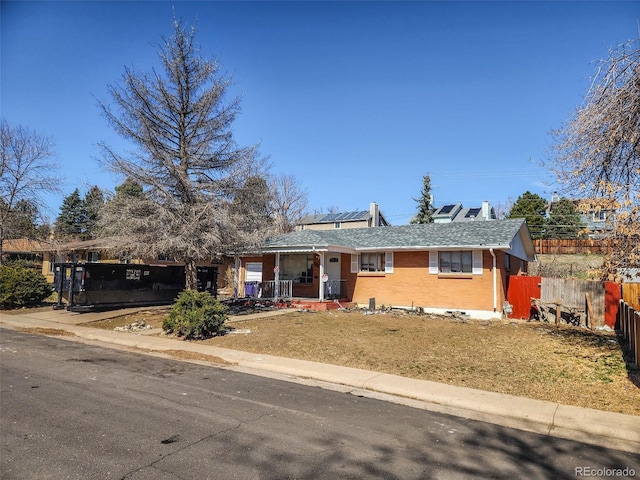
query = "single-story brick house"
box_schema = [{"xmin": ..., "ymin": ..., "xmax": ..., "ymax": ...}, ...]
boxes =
[{"xmin": 239, "ymin": 218, "xmax": 535, "ymax": 319}]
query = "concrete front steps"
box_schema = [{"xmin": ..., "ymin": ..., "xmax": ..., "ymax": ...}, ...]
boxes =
[{"xmin": 277, "ymin": 298, "xmax": 355, "ymax": 311}]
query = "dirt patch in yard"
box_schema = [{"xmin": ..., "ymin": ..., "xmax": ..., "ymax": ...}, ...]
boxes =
[
  {"xmin": 88, "ymin": 307, "xmax": 639, "ymax": 416},
  {"xmin": 87, "ymin": 307, "xmax": 171, "ymax": 331},
  {"xmin": 160, "ymin": 349, "xmax": 234, "ymax": 365},
  {"xmin": 18, "ymin": 327, "xmax": 78, "ymax": 337}
]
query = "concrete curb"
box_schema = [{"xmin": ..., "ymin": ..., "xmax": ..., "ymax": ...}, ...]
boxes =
[{"xmin": 1, "ymin": 310, "xmax": 638, "ymax": 454}]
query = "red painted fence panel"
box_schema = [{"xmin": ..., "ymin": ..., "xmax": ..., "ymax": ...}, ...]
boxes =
[
  {"xmin": 507, "ymin": 276, "xmax": 542, "ymax": 320},
  {"xmin": 605, "ymin": 281, "xmax": 621, "ymax": 328}
]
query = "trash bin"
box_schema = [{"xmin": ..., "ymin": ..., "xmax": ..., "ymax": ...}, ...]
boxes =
[{"xmin": 244, "ymin": 281, "xmax": 258, "ymax": 297}]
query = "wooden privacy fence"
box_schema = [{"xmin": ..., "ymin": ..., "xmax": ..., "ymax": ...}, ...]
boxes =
[
  {"xmin": 540, "ymin": 278, "xmax": 606, "ymax": 328},
  {"xmin": 507, "ymin": 276, "xmax": 621, "ymax": 328},
  {"xmin": 533, "ymin": 238, "xmax": 611, "ymax": 254},
  {"xmin": 619, "ymin": 301, "xmax": 640, "ymax": 367},
  {"xmin": 622, "ymin": 283, "xmax": 640, "ymax": 310}
]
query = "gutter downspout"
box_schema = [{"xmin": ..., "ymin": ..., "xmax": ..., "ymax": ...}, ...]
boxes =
[{"xmin": 489, "ymin": 248, "xmax": 497, "ymax": 313}]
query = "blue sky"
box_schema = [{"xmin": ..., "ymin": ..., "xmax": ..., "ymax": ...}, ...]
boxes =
[{"xmin": 2, "ymin": 1, "xmax": 638, "ymax": 225}]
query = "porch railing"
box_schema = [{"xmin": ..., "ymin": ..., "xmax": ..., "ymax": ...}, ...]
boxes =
[
  {"xmin": 260, "ymin": 280, "xmax": 293, "ymax": 300},
  {"xmin": 323, "ymin": 279, "xmax": 347, "ymax": 299}
]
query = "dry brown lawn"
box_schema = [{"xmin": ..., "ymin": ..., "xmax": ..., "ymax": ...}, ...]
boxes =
[{"xmin": 88, "ymin": 307, "xmax": 639, "ymax": 416}]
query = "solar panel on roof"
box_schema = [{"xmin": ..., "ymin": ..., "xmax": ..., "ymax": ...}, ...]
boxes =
[
  {"xmin": 320, "ymin": 211, "xmax": 368, "ymax": 222},
  {"xmin": 439, "ymin": 205, "xmax": 455, "ymax": 214},
  {"xmin": 466, "ymin": 208, "xmax": 481, "ymax": 218}
]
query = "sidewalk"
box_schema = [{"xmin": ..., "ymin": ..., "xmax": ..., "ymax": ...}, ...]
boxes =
[{"xmin": 1, "ymin": 307, "xmax": 639, "ymax": 454}]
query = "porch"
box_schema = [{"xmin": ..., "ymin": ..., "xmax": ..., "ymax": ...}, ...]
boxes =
[{"xmin": 245, "ymin": 280, "xmax": 353, "ymax": 311}]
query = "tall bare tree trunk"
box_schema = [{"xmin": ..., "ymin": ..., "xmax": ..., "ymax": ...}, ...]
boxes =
[{"xmin": 185, "ymin": 259, "xmax": 198, "ymax": 291}]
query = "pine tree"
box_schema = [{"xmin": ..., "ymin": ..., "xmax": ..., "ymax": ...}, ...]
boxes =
[
  {"xmin": 82, "ymin": 186, "xmax": 104, "ymax": 240},
  {"xmin": 410, "ymin": 174, "xmax": 434, "ymax": 224},
  {"xmin": 506, "ymin": 191, "xmax": 548, "ymax": 239},
  {"xmin": 545, "ymin": 198, "xmax": 585, "ymax": 239},
  {"xmin": 54, "ymin": 189, "xmax": 86, "ymax": 239}
]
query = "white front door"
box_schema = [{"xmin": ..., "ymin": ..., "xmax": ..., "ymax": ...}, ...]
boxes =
[{"xmin": 326, "ymin": 254, "xmax": 341, "ymax": 298}]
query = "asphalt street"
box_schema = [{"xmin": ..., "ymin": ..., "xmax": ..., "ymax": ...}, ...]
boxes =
[{"xmin": 1, "ymin": 329, "xmax": 638, "ymax": 480}]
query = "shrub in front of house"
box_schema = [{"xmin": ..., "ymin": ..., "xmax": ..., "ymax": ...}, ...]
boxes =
[
  {"xmin": 163, "ymin": 290, "xmax": 227, "ymax": 339},
  {"xmin": 0, "ymin": 264, "xmax": 53, "ymax": 309}
]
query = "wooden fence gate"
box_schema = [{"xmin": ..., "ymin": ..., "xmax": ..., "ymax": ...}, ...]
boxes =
[{"xmin": 507, "ymin": 276, "xmax": 621, "ymax": 328}]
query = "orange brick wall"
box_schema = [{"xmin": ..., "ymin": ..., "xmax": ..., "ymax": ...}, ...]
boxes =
[
  {"xmin": 349, "ymin": 251, "xmax": 508, "ymax": 312},
  {"xmin": 258, "ymin": 250, "xmax": 522, "ymax": 314}
]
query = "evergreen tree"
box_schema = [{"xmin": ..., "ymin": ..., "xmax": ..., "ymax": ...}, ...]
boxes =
[
  {"xmin": 410, "ymin": 174, "xmax": 434, "ymax": 224},
  {"xmin": 114, "ymin": 178, "xmax": 143, "ymax": 198},
  {"xmin": 54, "ymin": 189, "xmax": 86, "ymax": 239},
  {"xmin": 545, "ymin": 198, "xmax": 585, "ymax": 239},
  {"xmin": 506, "ymin": 191, "xmax": 548, "ymax": 239},
  {"xmin": 83, "ymin": 186, "xmax": 104, "ymax": 239}
]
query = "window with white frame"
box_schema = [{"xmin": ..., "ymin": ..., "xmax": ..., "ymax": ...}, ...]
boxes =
[
  {"xmin": 429, "ymin": 250, "xmax": 482, "ymax": 275},
  {"xmin": 439, "ymin": 251, "xmax": 472, "ymax": 273},
  {"xmin": 592, "ymin": 210, "xmax": 607, "ymax": 222},
  {"xmin": 351, "ymin": 252, "xmax": 393, "ymax": 273}
]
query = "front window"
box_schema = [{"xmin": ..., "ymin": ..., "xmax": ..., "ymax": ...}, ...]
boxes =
[
  {"xmin": 360, "ymin": 253, "xmax": 384, "ymax": 272},
  {"xmin": 439, "ymin": 251, "xmax": 472, "ymax": 273},
  {"xmin": 280, "ymin": 254, "xmax": 314, "ymax": 284}
]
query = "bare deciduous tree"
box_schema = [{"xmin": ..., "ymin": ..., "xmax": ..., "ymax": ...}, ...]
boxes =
[
  {"xmin": 270, "ymin": 175, "xmax": 308, "ymax": 233},
  {"xmin": 0, "ymin": 119, "xmax": 59, "ymax": 264},
  {"xmin": 550, "ymin": 35, "xmax": 640, "ymax": 279},
  {"xmin": 98, "ymin": 19, "xmax": 266, "ymax": 289}
]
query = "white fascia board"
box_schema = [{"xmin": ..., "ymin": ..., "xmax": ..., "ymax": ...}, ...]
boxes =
[
  {"xmin": 354, "ymin": 244, "xmax": 511, "ymax": 252},
  {"xmin": 266, "ymin": 247, "xmax": 329, "ymax": 254},
  {"xmin": 261, "ymin": 245, "xmax": 356, "ymax": 255},
  {"xmin": 325, "ymin": 244, "xmax": 357, "ymax": 254}
]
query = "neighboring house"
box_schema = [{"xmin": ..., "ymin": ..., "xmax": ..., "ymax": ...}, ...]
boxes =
[
  {"xmin": 38, "ymin": 238, "xmax": 128, "ymax": 283},
  {"xmin": 296, "ymin": 202, "xmax": 389, "ymax": 231},
  {"xmin": 1, "ymin": 238, "xmax": 49, "ymax": 266},
  {"xmin": 37, "ymin": 237, "xmax": 229, "ymax": 286},
  {"xmin": 547, "ymin": 194, "xmax": 616, "ymax": 239},
  {"xmin": 432, "ymin": 201, "xmax": 496, "ymax": 223},
  {"xmin": 239, "ymin": 218, "xmax": 535, "ymax": 319}
]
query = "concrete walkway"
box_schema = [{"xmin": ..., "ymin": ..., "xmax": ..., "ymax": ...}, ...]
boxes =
[{"xmin": 1, "ymin": 307, "xmax": 638, "ymax": 454}]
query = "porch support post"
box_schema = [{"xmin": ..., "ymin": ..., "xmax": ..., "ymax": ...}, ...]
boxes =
[
  {"xmin": 274, "ymin": 252, "xmax": 280, "ymax": 299},
  {"xmin": 318, "ymin": 252, "xmax": 325, "ymax": 301},
  {"xmin": 233, "ymin": 255, "xmax": 241, "ymax": 299}
]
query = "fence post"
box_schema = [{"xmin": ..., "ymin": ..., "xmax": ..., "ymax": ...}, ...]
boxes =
[
  {"xmin": 585, "ymin": 293, "xmax": 594, "ymax": 330},
  {"xmin": 631, "ymin": 309, "xmax": 638, "ymax": 367}
]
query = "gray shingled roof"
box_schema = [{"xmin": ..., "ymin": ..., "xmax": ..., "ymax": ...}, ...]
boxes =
[{"xmin": 263, "ymin": 218, "xmax": 531, "ymax": 252}]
